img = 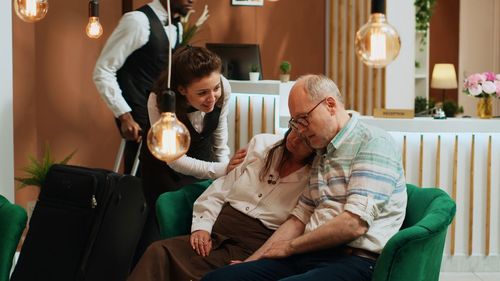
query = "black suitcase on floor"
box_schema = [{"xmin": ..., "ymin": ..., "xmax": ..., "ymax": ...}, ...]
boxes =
[{"xmin": 11, "ymin": 164, "xmax": 148, "ymax": 281}]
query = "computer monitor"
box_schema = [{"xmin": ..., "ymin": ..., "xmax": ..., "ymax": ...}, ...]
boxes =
[{"xmin": 206, "ymin": 43, "xmax": 263, "ymax": 80}]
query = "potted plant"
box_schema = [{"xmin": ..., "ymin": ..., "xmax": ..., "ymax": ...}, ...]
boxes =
[
  {"xmin": 442, "ymin": 100, "xmax": 464, "ymax": 118},
  {"xmin": 279, "ymin": 60, "xmax": 291, "ymax": 82},
  {"xmin": 15, "ymin": 144, "xmax": 76, "ymax": 219},
  {"xmin": 249, "ymin": 64, "xmax": 260, "ymax": 82},
  {"xmin": 415, "ymin": 0, "xmax": 437, "ymax": 49}
]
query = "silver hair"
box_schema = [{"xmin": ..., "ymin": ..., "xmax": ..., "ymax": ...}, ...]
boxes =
[{"xmin": 296, "ymin": 74, "xmax": 344, "ymax": 104}]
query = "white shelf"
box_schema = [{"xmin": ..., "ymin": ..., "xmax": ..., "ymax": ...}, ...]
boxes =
[{"xmin": 415, "ymin": 74, "xmax": 427, "ymax": 79}]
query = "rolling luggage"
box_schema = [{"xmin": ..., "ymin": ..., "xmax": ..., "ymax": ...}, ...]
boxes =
[{"xmin": 11, "ymin": 164, "xmax": 148, "ymax": 281}]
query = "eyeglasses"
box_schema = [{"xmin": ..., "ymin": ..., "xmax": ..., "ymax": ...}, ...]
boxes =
[{"xmin": 288, "ymin": 98, "xmax": 326, "ymax": 130}]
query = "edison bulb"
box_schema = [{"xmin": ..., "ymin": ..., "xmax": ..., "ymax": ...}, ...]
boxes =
[
  {"xmin": 14, "ymin": 0, "xmax": 49, "ymax": 23},
  {"xmin": 86, "ymin": 17, "xmax": 103, "ymax": 39},
  {"xmin": 355, "ymin": 13, "xmax": 400, "ymax": 68},
  {"xmin": 147, "ymin": 112, "xmax": 190, "ymax": 162}
]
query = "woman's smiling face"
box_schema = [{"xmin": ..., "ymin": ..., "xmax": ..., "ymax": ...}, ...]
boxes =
[{"xmin": 178, "ymin": 71, "xmax": 222, "ymax": 113}]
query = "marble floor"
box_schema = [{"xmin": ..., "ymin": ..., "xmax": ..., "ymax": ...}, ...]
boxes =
[{"xmin": 440, "ymin": 272, "xmax": 500, "ymax": 281}]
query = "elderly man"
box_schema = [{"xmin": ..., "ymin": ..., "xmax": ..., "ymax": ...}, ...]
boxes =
[{"xmin": 202, "ymin": 74, "xmax": 407, "ymax": 281}]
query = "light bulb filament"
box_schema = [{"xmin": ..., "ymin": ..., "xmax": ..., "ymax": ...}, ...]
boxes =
[
  {"xmin": 370, "ymin": 32, "xmax": 386, "ymax": 61},
  {"xmin": 26, "ymin": 0, "xmax": 38, "ymax": 16},
  {"xmin": 160, "ymin": 126, "xmax": 177, "ymax": 155}
]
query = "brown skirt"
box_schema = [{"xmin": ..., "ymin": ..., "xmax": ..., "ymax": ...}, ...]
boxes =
[{"xmin": 127, "ymin": 204, "xmax": 274, "ymax": 281}]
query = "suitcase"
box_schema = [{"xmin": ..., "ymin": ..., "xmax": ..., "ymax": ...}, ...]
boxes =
[{"xmin": 11, "ymin": 164, "xmax": 148, "ymax": 281}]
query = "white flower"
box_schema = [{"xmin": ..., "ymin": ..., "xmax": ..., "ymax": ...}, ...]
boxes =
[
  {"xmin": 180, "ymin": 10, "xmax": 195, "ymax": 24},
  {"xmin": 195, "ymin": 5, "xmax": 210, "ymax": 27},
  {"xmin": 469, "ymin": 84, "xmax": 483, "ymax": 96},
  {"xmin": 482, "ymin": 80, "xmax": 496, "ymax": 94}
]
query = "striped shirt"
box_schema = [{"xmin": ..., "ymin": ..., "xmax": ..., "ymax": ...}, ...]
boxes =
[{"xmin": 291, "ymin": 114, "xmax": 407, "ymax": 254}]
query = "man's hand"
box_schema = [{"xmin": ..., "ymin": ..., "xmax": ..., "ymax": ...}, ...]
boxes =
[
  {"xmin": 190, "ymin": 230, "xmax": 212, "ymax": 257},
  {"xmin": 261, "ymin": 240, "xmax": 295, "ymax": 259},
  {"xmin": 118, "ymin": 112, "xmax": 142, "ymax": 142},
  {"xmin": 226, "ymin": 148, "xmax": 247, "ymax": 174}
]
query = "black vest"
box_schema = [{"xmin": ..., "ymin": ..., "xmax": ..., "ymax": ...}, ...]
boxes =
[
  {"xmin": 116, "ymin": 5, "xmax": 170, "ymax": 130},
  {"xmin": 179, "ymin": 106, "xmax": 222, "ymax": 162},
  {"xmin": 139, "ymin": 104, "xmax": 223, "ymax": 205}
]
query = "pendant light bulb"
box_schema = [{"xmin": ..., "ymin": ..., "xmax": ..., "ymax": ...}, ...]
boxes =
[
  {"xmin": 147, "ymin": 90, "xmax": 191, "ymax": 162},
  {"xmin": 86, "ymin": 1, "xmax": 103, "ymax": 39},
  {"xmin": 86, "ymin": 17, "xmax": 103, "ymax": 38},
  {"xmin": 14, "ymin": 0, "xmax": 49, "ymax": 23},
  {"xmin": 147, "ymin": 0, "xmax": 190, "ymax": 162},
  {"xmin": 355, "ymin": 0, "xmax": 400, "ymax": 68}
]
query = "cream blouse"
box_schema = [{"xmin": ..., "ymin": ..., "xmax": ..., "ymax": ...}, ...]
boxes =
[{"xmin": 191, "ymin": 134, "xmax": 311, "ymax": 233}]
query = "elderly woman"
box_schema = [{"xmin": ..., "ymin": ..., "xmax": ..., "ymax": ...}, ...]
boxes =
[{"xmin": 128, "ymin": 129, "xmax": 314, "ymax": 281}]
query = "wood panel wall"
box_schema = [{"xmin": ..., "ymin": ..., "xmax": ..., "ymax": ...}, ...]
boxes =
[{"xmin": 327, "ymin": 0, "xmax": 385, "ymax": 115}]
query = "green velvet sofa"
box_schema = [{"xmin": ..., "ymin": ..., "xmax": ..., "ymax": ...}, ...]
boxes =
[
  {"xmin": 156, "ymin": 182, "xmax": 456, "ymax": 281},
  {"xmin": 0, "ymin": 195, "xmax": 27, "ymax": 281}
]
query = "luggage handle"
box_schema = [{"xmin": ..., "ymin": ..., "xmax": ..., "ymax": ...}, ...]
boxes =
[{"xmin": 113, "ymin": 139, "xmax": 141, "ymax": 176}]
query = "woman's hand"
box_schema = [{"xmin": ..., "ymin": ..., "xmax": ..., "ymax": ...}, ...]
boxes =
[
  {"xmin": 190, "ymin": 230, "xmax": 212, "ymax": 257},
  {"xmin": 226, "ymin": 148, "xmax": 247, "ymax": 174}
]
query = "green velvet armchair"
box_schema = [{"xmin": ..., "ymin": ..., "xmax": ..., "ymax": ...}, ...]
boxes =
[
  {"xmin": 156, "ymin": 180, "xmax": 213, "ymax": 239},
  {"xmin": 372, "ymin": 184, "xmax": 456, "ymax": 281},
  {"xmin": 0, "ymin": 195, "xmax": 27, "ymax": 281},
  {"xmin": 156, "ymin": 183, "xmax": 456, "ymax": 281}
]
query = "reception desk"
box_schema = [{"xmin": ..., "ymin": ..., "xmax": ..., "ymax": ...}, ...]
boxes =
[
  {"xmin": 360, "ymin": 117, "xmax": 500, "ymax": 272},
  {"xmin": 228, "ymin": 80, "xmax": 500, "ymax": 271}
]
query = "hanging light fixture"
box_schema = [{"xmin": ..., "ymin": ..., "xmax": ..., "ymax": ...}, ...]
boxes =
[
  {"xmin": 147, "ymin": 0, "xmax": 190, "ymax": 162},
  {"xmin": 355, "ymin": 0, "xmax": 400, "ymax": 68},
  {"xmin": 13, "ymin": 0, "xmax": 49, "ymax": 23},
  {"xmin": 86, "ymin": 0, "xmax": 103, "ymax": 39}
]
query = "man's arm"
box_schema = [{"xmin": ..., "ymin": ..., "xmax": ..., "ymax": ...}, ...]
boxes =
[
  {"xmin": 244, "ymin": 215, "xmax": 305, "ymax": 262},
  {"xmin": 261, "ymin": 211, "xmax": 368, "ymax": 259},
  {"xmin": 93, "ymin": 12, "xmax": 149, "ymax": 141}
]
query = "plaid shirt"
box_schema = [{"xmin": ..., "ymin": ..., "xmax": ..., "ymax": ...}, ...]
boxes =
[{"xmin": 291, "ymin": 114, "xmax": 407, "ymax": 254}]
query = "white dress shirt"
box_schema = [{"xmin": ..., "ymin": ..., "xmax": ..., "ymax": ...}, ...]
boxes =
[
  {"xmin": 147, "ymin": 76, "xmax": 232, "ymax": 179},
  {"xmin": 93, "ymin": 0, "xmax": 180, "ymax": 118},
  {"xmin": 191, "ymin": 134, "xmax": 311, "ymax": 233}
]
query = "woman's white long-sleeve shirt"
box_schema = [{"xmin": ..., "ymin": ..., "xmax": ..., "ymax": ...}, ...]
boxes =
[
  {"xmin": 191, "ymin": 134, "xmax": 311, "ymax": 233},
  {"xmin": 147, "ymin": 76, "xmax": 231, "ymax": 179}
]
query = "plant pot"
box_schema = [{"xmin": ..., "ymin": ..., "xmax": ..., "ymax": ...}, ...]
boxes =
[
  {"xmin": 477, "ymin": 96, "xmax": 493, "ymax": 119},
  {"xmin": 249, "ymin": 72, "xmax": 260, "ymax": 82},
  {"xmin": 280, "ymin": 74, "xmax": 290, "ymax": 83}
]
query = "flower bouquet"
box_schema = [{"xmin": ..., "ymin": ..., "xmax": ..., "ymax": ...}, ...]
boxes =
[
  {"xmin": 179, "ymin": 5, "xmax": 209, "ymax": 47},
  {"xmin": 463, "ymin": 72, "xmax": 500, "ymax": 118}
]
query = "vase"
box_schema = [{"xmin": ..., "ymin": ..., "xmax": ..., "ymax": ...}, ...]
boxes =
[
  {"xmin": 477, "ymin": 96, "xmax": 493, "ymax": 119},
  {"xmin": 249, "ymin": 72, "xmax": 260, "ymax": 82},
  {"xmin": 279, "ymin": 74, "xmax": 290, "ymax": 83}
]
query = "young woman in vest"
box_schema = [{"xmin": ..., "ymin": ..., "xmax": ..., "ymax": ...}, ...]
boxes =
[
  {"xmin": 136, "ymin": 46, "xmax": 243, "ymax": 257},
  {"xmin": 141, "ymin": 46, "xmax": 234, "ymax": 207},
  {"xmin": 128, "ymin": 129, "xmax": 315, "ymax": 281}
]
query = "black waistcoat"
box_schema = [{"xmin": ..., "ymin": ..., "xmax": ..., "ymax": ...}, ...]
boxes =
[
  {"xmin": 140, "ymin": 104, "xmax": 223, "ymax": 205},
  {"xmin": 116, "ymin": 5, "xmax": 170, "ymax": 130}
]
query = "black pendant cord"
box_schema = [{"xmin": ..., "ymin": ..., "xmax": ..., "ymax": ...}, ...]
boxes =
[
  {"xmin": 371, "ymin": 0, "xmax": 386, "ymax": 14},
  {"xmin": 89, "ymin": 0, "xmax": 99, "ymax": 18}
]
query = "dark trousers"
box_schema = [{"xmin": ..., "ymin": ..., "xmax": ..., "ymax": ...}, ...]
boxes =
[{"xmin": 201, "ymin": 248, "xmax": 376, "ymax": 281}]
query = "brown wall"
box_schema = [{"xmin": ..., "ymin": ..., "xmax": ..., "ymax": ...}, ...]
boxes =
[
  {"xmin": 13, "ymin": 12, "xmax": 38, "ymax": 206},
  {"xmin": 190, "ymin": 0, "xmax": 326, "ymax": 80},
  {"xmin": 12, "ymin": 0, "xmax": 325, "ymax": 206},
  {"xmin": 429, "ymin": 0, "xmax": 460, "ymax": 103}
]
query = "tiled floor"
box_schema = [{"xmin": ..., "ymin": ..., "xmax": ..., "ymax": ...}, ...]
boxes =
[{"xmin": 440, "ymin": 272, "xmax": 500, "ymax": 281}]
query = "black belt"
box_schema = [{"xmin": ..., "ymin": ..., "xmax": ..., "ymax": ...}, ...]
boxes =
[{"xmin": 343, "ymin": 246, "xmax": 379, "ymax": 261}]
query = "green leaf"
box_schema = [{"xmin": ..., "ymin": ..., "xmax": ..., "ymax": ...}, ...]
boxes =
[{"xmin": 15, "ymin": 144, "xmax": 76, "ymax": 189}]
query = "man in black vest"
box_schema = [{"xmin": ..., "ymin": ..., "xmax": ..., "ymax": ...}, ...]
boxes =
[{"xmin": 93, "ymin": 0, "xmax": 195, "ymax": 174}]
